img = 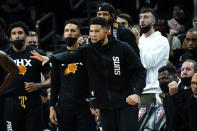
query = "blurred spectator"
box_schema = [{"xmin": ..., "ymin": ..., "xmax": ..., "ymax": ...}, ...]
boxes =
[
  {"xmin": 169, "ymin": 28, "xmax": 197, "ymax": 70},
  {"xmin": 189, "ymin": 73, "xmax": 197, "ymax": 131},
  {"xmin": 192, "ymin": 16, "xmax": 197, "ymax": 28},
  {"xmin": 154, "ymin": 19, "xmax": 181, "ymax": 51},
  {"xmin": 168, "ymin": 4, "xmax": 191, "ymax": 34},
  {"xmin": 116, "ymin": 13, "xmax": 140, "ymax": 44},
  {"xmin": 25, "ymin": 31, "xmax": 39, "ymax": 48},
  {"xmin": 116, "ymin": 13, "xmax": 133, "ymax": 29},
  {"xmin": 168, "ymin": 4, "xmax": 192, "ymax": 44},
  {"xmin": 0, "ymin": 17, "xmax": 12, "ymax": 51},
  {"xmin": 180, "ymin": 28, "xmax": 197, "ymax": 65}
]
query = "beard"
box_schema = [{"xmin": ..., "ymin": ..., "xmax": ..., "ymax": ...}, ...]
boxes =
[
  {"xmin": 140, "ymin": 24, "xmax": 152, "ymax": 33},
  {"xmin": 181, "ymin": 77, "xmax": 192, "ymax": 86}
]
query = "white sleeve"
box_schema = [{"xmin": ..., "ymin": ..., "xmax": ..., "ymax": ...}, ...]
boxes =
[{"xmin": 140, "ymin": 38, "xmax": 170, "ymax": 69}]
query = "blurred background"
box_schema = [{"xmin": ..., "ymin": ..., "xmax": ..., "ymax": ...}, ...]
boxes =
[{"xmin": 0, "ymin": 0, "xmax": 196, "ymax": 51}]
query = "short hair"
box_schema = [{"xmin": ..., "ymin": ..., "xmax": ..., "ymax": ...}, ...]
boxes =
[
  {"xmin": 173, "ymin": 4, "xmax": 185, "ymax": 11},
  {"xmin": 97, "ymin": 2, "xmax": 116, "ymax": 15},
  {"xmin": 158, "ymin": 65, "xmax": 177, "ymax": 76},
  {"xmin": 29, "ymin": 31, "xmax": 37, "ymax": 37},
  {"xmin": 89, "ymin": 17, "xmax": 108, "ymax": 30},
  {"xmin": 139, "ymin": 7, "xmax": 157, "ymax": 20},
  {"xmin": 187, "ymin": 28, "xmax": 197, "ymax": 33},
  {"xmin": 183, "ymin": 59, "xmax": 197, "ymax": 71},
  {"xmin": 7, "ymin": 21, "xmax": 29, "ymax": 37},
  {"xmin": 118, "ymin": 13, "xmax": 133, "ymax": 26},
  {"xmin": 64, "ymin": 19, "xmax": 80, "ymax": 31}
]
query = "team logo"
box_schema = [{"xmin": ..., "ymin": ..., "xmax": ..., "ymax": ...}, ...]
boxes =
[
  {"xmin": 19, "ymin": 96, "xmax": 27, "ymax": 109},
  {"xmin": 64, "ymin": 63, "xmax": 78, "ymax": 75},
  {"xmin": 113, "ymin": 23, "xmax": 118, "ymax": 28},
  {"xmin": 18, "ymin": 65, "xmax": 27, "ymax": 75},
  {"xmin": 155, "ymin": 107, "xmax": 165, "ymax": 123},
  {"xmin": 112, "ymin": 56, "xmax": 120, "ymax": 75},
  {"xmin": 138, "ymin": 107, "xmax": 146, "ymax": 121},
  {"xmin": 112, "ymin": 29, "xmax": 118, "ymax": 40}
]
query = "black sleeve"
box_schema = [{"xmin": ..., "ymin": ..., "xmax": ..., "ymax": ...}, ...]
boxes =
[
  {"xmin": 171, "ymin": 90, "xmax": 190, "ymax": 121},
  {"xmin": 163, "ymin": 96, "xmax": 170, "ymax": 131},
  {"xmin": 37, "ymin": 49, "xmax": 51, "ymax": 75},
  {"xmin": 119, "ymin": 27, "xmax": 140, "ymax": 56},
  {"xmin": 189, "ymin": 96, "xmax": 197, "ymax": 131},
  {"xmin": 124, "ymin": 42, "xmax": 146, "ymax": 96},
  {"xmin": 49, "ymin": 46, "xmax": 86, "ymax": 64},
  {"xmin": 50, "ymin": 62, "xmax": 60, "ymax": 107}
]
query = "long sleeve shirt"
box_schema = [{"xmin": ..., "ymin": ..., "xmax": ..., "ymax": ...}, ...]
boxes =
[
  {"xmin": 50, "ymin": 47, "xmax": 89, "ymax": 107},
  {"xmin": 139, "ymin": 31, "xmax": 170, "ymax": 94},
  {"xmin": 49, "ymin": 38, "xmax": 146, "ymax": 109}
]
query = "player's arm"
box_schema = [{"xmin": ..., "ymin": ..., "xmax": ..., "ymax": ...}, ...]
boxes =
[{"xmin": 0, "ymin": 51, "xmax": 19, "ymax": 95}]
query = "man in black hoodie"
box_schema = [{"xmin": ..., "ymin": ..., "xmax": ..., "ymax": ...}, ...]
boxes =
[
  {"xmin": 31, "ymin": 17, "xmax": 146, "ymax": 131},
  {"xmin": 169, "ymin": 59, "xmax": 197, "ymax": 131},
  {"xmin": 189, "ymin": 73, "xmax": 197, "ymax": 131},
  {"xmin": 96, "ymin": 2, "xmax": 140, "ymax": 56}
]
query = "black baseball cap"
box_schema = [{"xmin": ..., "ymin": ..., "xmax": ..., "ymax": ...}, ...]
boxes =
[{"xmin": 97, "ymin": 3, "xmax": 116, "ymax": 14}]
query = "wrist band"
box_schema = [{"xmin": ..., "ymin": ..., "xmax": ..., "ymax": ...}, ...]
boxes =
[{"xmin": 36, "ymin": 83, "xmax": 41, "ymax": 90}]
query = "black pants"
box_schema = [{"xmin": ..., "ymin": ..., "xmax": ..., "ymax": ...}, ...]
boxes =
[
  {"xmin": 3, "ymin": 95, "xmax": 43, "ymax": 131},
  {"xmin": 58, "ymin": 101, "xmax": 92, "ymax": 131},
  {"xmin": 100, "ymin": 105, "xmax": 139, "ymax": 131}
]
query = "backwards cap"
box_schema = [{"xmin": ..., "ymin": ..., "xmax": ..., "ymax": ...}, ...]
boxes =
[{"xmin": 97, "ymin": 3, "xmax": 116, "ymax": 14}]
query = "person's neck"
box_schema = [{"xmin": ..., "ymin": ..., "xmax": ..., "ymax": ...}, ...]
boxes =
[
  {"xmin": 67, "ymin": 42, "xmax": 79, "ymax": 50},
  {"xmin": 13, "ymin": 45, "xmax": 26, "ymax": 52},
  {"xmin": 107, "ymin": 25, "xmax": 111, "ymax": 33},
  {"xmin": 102, "ymin": 36, "xmax": 108, "ymax": 46},
  {"xmin": 144, "ymin": 28, "xmax": 155, "ymax": 38}
]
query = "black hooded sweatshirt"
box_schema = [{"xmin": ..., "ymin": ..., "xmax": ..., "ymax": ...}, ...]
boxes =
[{"xmin": 49, "ymin": 38, "xmax": 146, "ymax": 109}]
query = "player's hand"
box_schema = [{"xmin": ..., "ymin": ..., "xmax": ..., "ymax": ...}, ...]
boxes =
[
  {"xmin": 78, "ymin": 36, "xmax": 88, "ymax": 45},
  {"xmin": 30, "ymin": 50, "xmax": 49, "ymax": 66},
  {"xmin": 126, "ymin": 94, "xmax": 140, "ymax": 106},
  {"xmin": 24, "ymin": 82, "xmax": 39, "ymax": 92},
  {"xmin": 131, "ymin": 27, "xmax": 140, "ymax": 44},
  {"xmin": 90, "ymin": 108, "xmax": 100, "ymax": 117},
  {"xmin": 49, "ymin": 106, "xmax": 58, "ymax": 126},
  {"xmin": 169, "ymin": 81, "xmax": 179, "ymax": 96}
]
